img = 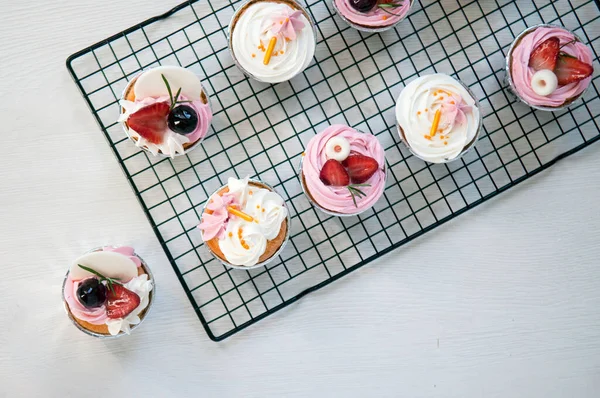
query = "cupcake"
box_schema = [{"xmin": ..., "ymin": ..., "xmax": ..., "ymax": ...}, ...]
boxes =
[
  {"xmin": 228, "ymin": 0, "xmax": 316, "ymax": 83},
  {"xmin": 333, "ymin": 0, "xmax": 414, "ymax": 32},
  {"xmin": 62, "ymin": 246, "xmax": 154, "ymax": 337},
  {"xmin": 118, "ymin": 65, "xmax": 212, "ymax": 158},
  {"xmin": 198, "ymin": 176, "xmax": 290, "ymax": 269},
  {"xmin": 507, "ymin": 25, "xmax": 594, "ymax": 111},
  {"xmin": 395, "ymin": 74, "xmax": 481, "ymax": 164},
  {"xmin": 300, "ymin": 125, "xmax": 386, "ymax": 216}
]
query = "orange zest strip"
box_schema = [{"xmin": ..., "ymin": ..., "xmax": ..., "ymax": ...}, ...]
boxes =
[
  {"xmin": 227, "ymin": 206, "xmax": 254, "ymax": 222},
  {"xmin": 429, "ymin": 109, "xmax": 442, "ymax": 137},
  {"xmin": 263, "ymin": 37, "xmax": 278, "ymax": 65}
]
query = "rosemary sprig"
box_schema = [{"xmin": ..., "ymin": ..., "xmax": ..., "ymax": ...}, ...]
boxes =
[
  {"xmin": 78, "ymin": 264, "xmax": 121, "ymax": 295},
  {"xmin": 347, "ymin": 184, "xmax": 371, "ymax": 208},
  {"xmin": 559, "ymin": 39, "xmax": 577, "ymax": 49},
  {"xmin": 378, "ymin": 0, "xmax": 404, "ymax": 16},
  {"xmin": 161, "ymin": 73, "xmax": 193, "ymax": 111}
]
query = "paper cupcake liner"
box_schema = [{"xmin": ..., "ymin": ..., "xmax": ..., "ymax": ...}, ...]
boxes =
[
  {"xmin": 227, "ymin": 0, "xmax": 317, "ymax": 84},
  {"xmin": 332, "ymin": 0, "xmax": 415, "ymax": 33},
  {"xmin": 119, "ymin": 70, "xmax": 212, "ymax": 158},
  {"xmin": 201, "ymin": 179, "xmax": 292, "ymax": 270},
  {"xmin": 61, "ymin": 246, "xmax": 155, "ymax": 339},
  {"xmin": 396, "ymin": 76, "xmax": 483, "ymax": 164},
  {"xmin": 505, "ymin": 23, "xmax": 592, "ymax": 112}
]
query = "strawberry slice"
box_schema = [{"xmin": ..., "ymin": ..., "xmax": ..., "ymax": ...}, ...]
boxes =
[
  {"xmin": 342, "ymin": 154, "xmax": 379, "ymax": 184},
  {"xmin": 127, "ymin": 102, "xmax": 170, "ymax": 145},
  {"xmin": 554, "ymin": 53, "xmax": 594, "ymax": 86},
  {"xmin": 528, "ymin": 37, "xmax": 559, "ymax": 71},
  {"xmin": 106, "ymin": 284, "xmax": 141, "ymax": 319},
  {"xmin": 320, "ymin": 159, "xmax": 350, "ymax": 186}
]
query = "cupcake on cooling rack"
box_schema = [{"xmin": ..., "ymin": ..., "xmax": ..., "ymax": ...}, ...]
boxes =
[
  {"xmin": 333, "ymin": 0, "xmax": 414, "ymax": 32},
  {"xmin": 62, "ymin": 246, "xmax": 154, "ymax": 337},
  {"xmin": 119, "ymin": 65, "xmax": 212, "ymax": 158},
  {"xmin": 396, "ymin": 73, "xmax": 482, "ymax": 164},
  {"xmin": 507, "ymin": 25, "xmax": 594, "ymax": 111},
  {"xmin": 300, "ymin": 124, "xmax": 386, "ymax": 216},
  {"xmin": 228, "ymin": 0, "xmax": 316, "ymax": 83},
  {"xmin": 198, "ymin": 176, "xmax": 290, "ymax": 269}
]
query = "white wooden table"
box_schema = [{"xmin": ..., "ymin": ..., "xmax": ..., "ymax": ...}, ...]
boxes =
[{"xmin": 1, "ymin": 1, "xmax": 599, "ymax": 396}]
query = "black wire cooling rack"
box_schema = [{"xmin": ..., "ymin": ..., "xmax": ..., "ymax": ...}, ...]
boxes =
[{"xmin": 67, "ymin": 0, "xmax": 600, "ymax": 341}]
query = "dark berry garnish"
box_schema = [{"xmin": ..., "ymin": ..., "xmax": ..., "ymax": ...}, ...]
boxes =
[
  {"xmin": 168, "ymin": 105, "xmax": 198, "ymax": 135},
  {"xmin": 76, "ymin": 278, "xmax": 108, "ymax": 309},
  {"xmin": 349, "ymin": 0, "xmax": 377, "ymax": 12}
]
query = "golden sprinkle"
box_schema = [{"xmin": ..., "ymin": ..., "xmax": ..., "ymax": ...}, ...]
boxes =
[
  {"xmin": 228, "ymin": 232, "xmax": 233, "ymax": 238},
  {"xmin": 444, "ymin": 141, "xmax": 448, "ymax": 145},
  {"xmin": 252, "ymin": 53, "xmax": 256, "ymax": 58},
  {"xmin": 417, "ymin": 111, "xmax": 421, "ymax": 116},
  {"xmin": 382, "ymin": 15, "xmax": 388, "ymax": 20},
  {"xmin": 256, "ymin": 205, "xmax": 260, "ymax": 209},
  {"xmin": 249, "ymin": 190, "xmax": 253, "ymax": 195},
  {"xmin": 228, "ymin": 206, "xmax": 253, "ymax": 222},
  {"xmin": 263, "ymin": 37, "xmax": 277, "ymax": 65},
  {"xmin": 262, "ymin": 208, "xmax": 265, "ymax": 213},
  {"xmin": 429, "ymin": 109, "xmax": 442, "ymax": 137}
]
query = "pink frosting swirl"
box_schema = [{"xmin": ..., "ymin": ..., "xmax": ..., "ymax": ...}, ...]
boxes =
[
  {"xmin": 197, "ymin": 193, "xmax": 236, "ymax": 241},
  {"xmin": 63, "ymin": 246, "xmax": 141, "ymax": 325},
  {"xmin": 334, "ymin": 0, "xmax": 412, "ymax": 28},
  {"xmin": 510, "ymin": 26, "xmax": 593, "ymax": 107},
  {"xmin": 303, "ymin": 125, "xmax": 386, "ymax": 214}
]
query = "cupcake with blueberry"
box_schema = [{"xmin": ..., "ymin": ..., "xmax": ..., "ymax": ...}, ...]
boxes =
[
  {"xmin": 119, "ymin": 65, "xmax": 212, "ymax": 158},
  {"xmin": 228, "ymin": 0, "xmax": 316, "ymax": 83},
  {"xmin": 333, "ymin": 0, "xmax": 413, "ymax": 32},
  {"xmin": 507, "ymin": 25, "xmax": 594, "ymax": 111},
  {"xmin": 62, "ymin": 246, "xmax": 154, "ymax": 337},
  {"xmin": 396, "ymin": 74, "xmax": 482, "ymax": 164},
  {"xmin": 198, "ymin": 176, "xmax": 290, "ymax": 269},
  {"xmin": 300, "ymin": 125, "xmax": 386, "ymax": 216}
]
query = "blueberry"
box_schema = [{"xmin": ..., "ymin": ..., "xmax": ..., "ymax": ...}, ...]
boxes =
[
  {"xmin": 76, "ymin": 278, "xmax": 107, "ymax": 309},
  {"xmin": 168, "ymin": 105, "xmax": 198, "ymax": 135},
  {"xmin": 348, "ymin": 0, "xmax": 377, "ymax": 12}
]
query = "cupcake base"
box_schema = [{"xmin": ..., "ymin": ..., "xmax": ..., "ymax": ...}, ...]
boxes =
[{"xmin": 204, "ymin": 181, "xmax": 288, "ymax": 266}]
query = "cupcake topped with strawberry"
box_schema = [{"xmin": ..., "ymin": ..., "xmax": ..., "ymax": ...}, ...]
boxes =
[
  {"xmin": 333, "ymin": 0, "xmax": 413, "ymax": 31},
  {"xmin": 301, "ymin": 125, "xmax": 386, "ymax": 215},
  {"xmin": 119, "ymin": 66, "xmax": 212, "ymax": 157},
  {"xmin": 508, "ymin": 25, "xmax": 594, "ymax": 109},
  {"xmin": 62, "ymin": 246, "xmax": 154, "ymax": 337}
]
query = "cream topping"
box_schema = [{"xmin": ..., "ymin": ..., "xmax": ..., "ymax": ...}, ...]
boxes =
[
  {"xmin": 231, "ymin": 1, "xmax": 315, "ymax": 83},
  {"xmin": 396, "ymin": 74, "xmax": 480, "ymax": 163}
]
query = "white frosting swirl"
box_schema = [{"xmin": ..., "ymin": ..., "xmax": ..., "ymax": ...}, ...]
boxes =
[
  {"xmin": 231, "ymin": 1, "xmax": 315, "ymax": 83},
  {"xmin": 105, "ymin": 273, "xmax": 153, "ymax": 336},
  {"xmin": 396, "ymin": 74, "xmax": 480, "ymax": 163},
  {"xmin": 219, "ymin": 219, "xmax": 267, "ymax": 267},
  {"xmin": 246, "ymin": 187, "xmax": 287, "ymax": 239},
  {"xmin": 216, "ymin": 177, "xmax": 288, "ymax": 267}
]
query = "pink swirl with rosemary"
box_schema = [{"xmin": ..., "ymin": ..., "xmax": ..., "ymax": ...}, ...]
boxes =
[
  {"xmin": 510, "ymin": 26, "xmax": 593, "ymax": 107},
  {"xmin": 303, "ymin": 125, "xmax": 386, "ymax": 214}
]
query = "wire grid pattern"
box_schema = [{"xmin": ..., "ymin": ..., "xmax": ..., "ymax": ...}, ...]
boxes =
[{"xmin": 67, "ymin": 0, "xmax": 600, "ymax": 341}]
